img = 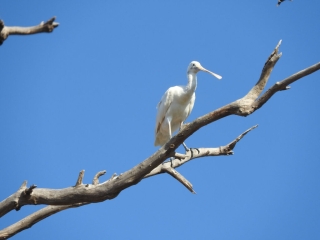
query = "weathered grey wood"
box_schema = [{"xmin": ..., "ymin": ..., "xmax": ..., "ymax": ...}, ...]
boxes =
[
  {"xmin": 0, "ymin": 124, "xmax": 256, "ymax": 238},
  {"xmin": 0, "ymin": 125, "xmax": 256, "ymax": 221},
  {"xmin": 74, "ymin": 170, "xmax": 85, "ymax": 187},
  {"xmin": 162, "ymin": 166, "xmax": 196, "ymax": 193},
  {"xmin": 144, "ymin": 125, "xmax": 258, "ymax": 178},
  {"xmin": 0, "ymin": 17, "xmax": 58, "ymax": 45},
  {"xmin": 253, "ymin": 62, "xmax": 320, "ymax": 111},
  {"xmin": 0, "ymin": 203, "xmax": 87, "ymax": 240}
]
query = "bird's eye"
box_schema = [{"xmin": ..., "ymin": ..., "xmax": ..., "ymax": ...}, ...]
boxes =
[{"xmin": 192, "ymin": 64, "xmax": 195, "ymax": 67}]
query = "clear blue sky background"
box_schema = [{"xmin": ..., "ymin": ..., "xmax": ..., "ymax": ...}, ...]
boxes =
[{"xmin": 1, "ymin": 1, "xmax": 319, "ymax": 239}]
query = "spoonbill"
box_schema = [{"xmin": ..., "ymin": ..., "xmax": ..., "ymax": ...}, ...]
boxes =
[{"xmin": 154, "ymin": 61, "xmax": 222, "ymax": 150}]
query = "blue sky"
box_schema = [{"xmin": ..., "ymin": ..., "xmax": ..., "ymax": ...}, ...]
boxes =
[{"xmin": 1, "ymin": 1, "xmax": 320, "ymax": 239}]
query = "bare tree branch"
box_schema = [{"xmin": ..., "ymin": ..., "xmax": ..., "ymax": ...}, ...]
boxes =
[
  {"xmin": 162, "ymin": 166, "xmax": 196, "ymax": 193},
  {"xmin": 253, "ymin": 62, "xmax": 320, "ymax": 110},
  {"xmin": 0, "ymin": 181, "xmax": 39, "ymax": 215},
  {"xmin": 0, "ymin": 17, "xmax": 59, "ymax": 45},
  {"xmin": 0, "ymin": 203, "xmax": 87, "ymax": 240},
  {"xmin": 144, "ymin": 125, "xmax": 258, "ymax": 178},
  {"xmin": 0, "ymin": 125, "xmax": 257, "ymax": 237},
  {"xmin": 244, "ymin": 40, "xmax": 282, "ymax": 102},
  {"xmin": 1, "ymin": 41, "xmax": 319, "ymax": 238}
]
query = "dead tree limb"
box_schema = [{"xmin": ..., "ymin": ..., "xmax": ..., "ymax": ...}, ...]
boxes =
[
  {"xmin": 0, "ymin": 124, "xmax": 258, "ymax": 219},
  {"xmin": 144, "ymin": 125, "xmax": 258, "ymax": 179},
  {"xmin": 1, "ymin": 41, "xmax": 320, "ymax": 238},
  {"xmin": 0, "ymin": 17, "xmax": 59, "ymax": 45},
  {"xmin": 162, "ymin": 166, "xmax": 196, "ymax": 193},
  {"xmin": 0, "ymin": 125, "xmax": 254, "ymax": 239},
  {"xmin": 0, "ymin": 203, "xmax": 87, "ymax": 240}
]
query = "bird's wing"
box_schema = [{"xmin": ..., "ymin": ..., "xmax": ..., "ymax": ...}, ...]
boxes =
[
  {"xmin": 186, "ymin": 93, "xmax": 195, "ymax": 120},
  {"xmin": 155, "ymin": 88, "xmax": 173, "ymax": 135}
]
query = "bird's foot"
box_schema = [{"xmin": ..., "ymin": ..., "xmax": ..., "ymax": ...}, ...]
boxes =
[{"xmin": 186, "ymin": 148, "xmax": 200, "ymax": 159}]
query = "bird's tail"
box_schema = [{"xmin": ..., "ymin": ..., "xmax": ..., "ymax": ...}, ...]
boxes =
[{"xmin": 154, "ymin": 132, "xmax": 167, "ymax": 146}]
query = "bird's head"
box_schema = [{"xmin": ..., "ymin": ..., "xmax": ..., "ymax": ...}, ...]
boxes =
[{"xmin": 187, "ymin": 61, "xmax": 222, "ymax": 80}]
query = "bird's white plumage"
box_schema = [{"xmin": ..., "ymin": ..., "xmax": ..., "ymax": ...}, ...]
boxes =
[{"xmin": 154, "ymin": 61, "xmax": 221, "ymax": 146}]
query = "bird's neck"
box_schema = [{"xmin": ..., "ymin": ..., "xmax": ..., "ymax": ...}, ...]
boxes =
[{"xmin": 185, "ymin": 72, "xmax": 197, "ymax": 95}]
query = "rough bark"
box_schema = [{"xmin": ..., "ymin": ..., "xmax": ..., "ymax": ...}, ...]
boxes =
[
  {"xmin": 1, "ymin": 40, "xmax": 320, "ymax": 239},
  {"xmin": 0, "ymin": 17, "xmax": 58, "ymax": 45}
]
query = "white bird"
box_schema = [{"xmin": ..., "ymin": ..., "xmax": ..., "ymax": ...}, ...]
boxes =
[{"xmin": 154, "ymin": 61, "xmax": 222, "ymax": 149}]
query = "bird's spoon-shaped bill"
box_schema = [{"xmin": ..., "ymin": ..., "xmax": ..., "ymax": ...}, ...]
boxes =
[{"xmin": 199, "ymin": 66, "xmax": 222, "ymax": 80}]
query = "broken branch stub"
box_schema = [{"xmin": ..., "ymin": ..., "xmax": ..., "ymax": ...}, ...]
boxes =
[
  {"xmin": 93, "ymin": 170, "xmax": 107, "ymax": 185},
  {"xmin": 74, "ymin": 170, "xmax": 85, "ymax": 187}
]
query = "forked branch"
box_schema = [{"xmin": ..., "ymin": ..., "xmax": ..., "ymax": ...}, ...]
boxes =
[
  {"xmin": 145, "ymin": 125, "xmax": 258, "ymax": 179},
  {"xmin": 253, "ymin": 62, "xmax": 320, "ymax": 110}
]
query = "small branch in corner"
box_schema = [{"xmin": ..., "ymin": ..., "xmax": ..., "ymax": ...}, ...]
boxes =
[{"xmin": 0, "ymin": 17, "xmax": 59, "ymax": 45}]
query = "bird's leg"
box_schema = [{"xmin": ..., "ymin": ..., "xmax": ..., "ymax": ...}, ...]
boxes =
[
  {"xmin": 179, "ymin": 122, "xmax": 190, "ymax": 152},
  {"xmin": 167, "ymin": 117, "xmax": 172, "ymax": 139},
  {"xmin": 167, "ymin": 118, "xmax": 174, "ymax": 167},
  {"xmin": 179, "ymin": 123, "xmax": 199, "ymax": 154},
  {"xmin": 167, "ymin": 117, "xmax": 174, "ymax": 167},
  {"xmin": 182, "ymin": 142, "xmax": 190, "ymax": 152}
]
